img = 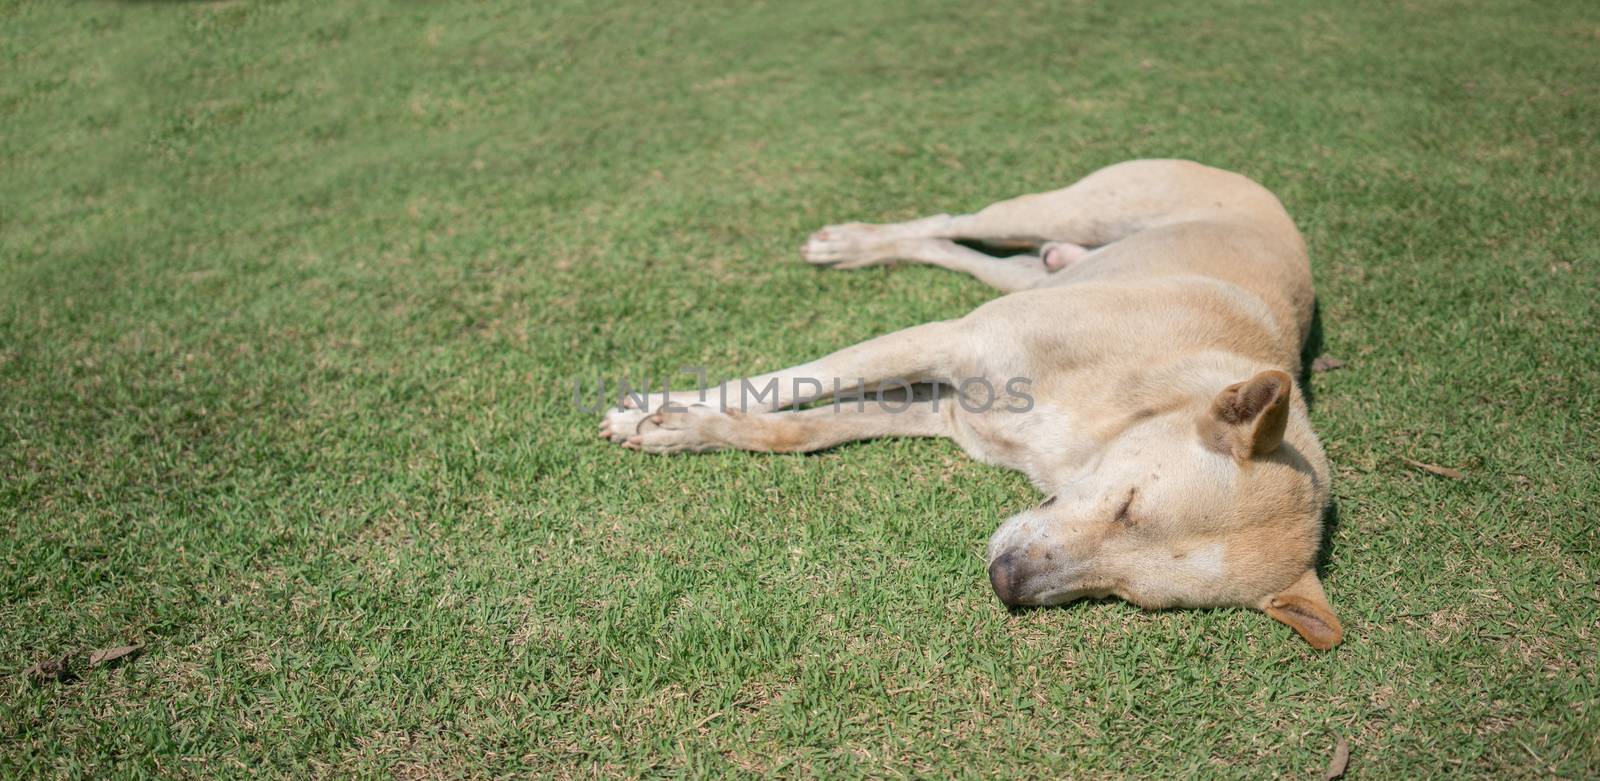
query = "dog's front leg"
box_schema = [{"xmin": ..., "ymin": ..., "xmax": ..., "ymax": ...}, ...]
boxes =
[
  {"xmin": 637, "ymin": 319, "xmax": 967, "ymax": 413},
  {"xmin": 601, "ymin": 319, "xmax": 971, "ymax": 442},
  {"xmin": 606, "ymin": 400, "xmax": 951, "ymax": 455}
]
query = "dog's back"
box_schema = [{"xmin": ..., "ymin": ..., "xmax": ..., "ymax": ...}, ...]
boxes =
[{"xmin": 1023, "ymin": 161, "xmax": 1315, "ymax": 369}]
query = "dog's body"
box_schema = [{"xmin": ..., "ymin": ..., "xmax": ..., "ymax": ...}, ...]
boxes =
[{"xmin": 601, "ymin": 160, "xmax": 1342, "ymax": 649}]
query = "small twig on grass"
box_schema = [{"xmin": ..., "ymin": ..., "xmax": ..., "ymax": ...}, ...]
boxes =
[{"xmin": 1399, "ymin": 456, "xmax": 1465, "ymax": 480}]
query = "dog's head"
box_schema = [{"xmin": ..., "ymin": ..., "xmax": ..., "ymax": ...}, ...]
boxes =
[{"xmin": 985, "ymin": 369, "xmax": 1341, "ymax": 649}]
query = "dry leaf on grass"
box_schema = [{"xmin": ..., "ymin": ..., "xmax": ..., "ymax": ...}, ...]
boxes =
[
  {"xmin": 1324, "ymin": 732, "xmax": 1350, "ymax": 780},
  {"xmin": 1311, "ymin": 356, "xmax": 1347, "ymax": 373},
  {"xmin": 88, "ymin": 645, "xmax": 143, "ymax": 667},
  {"xmin": 24, "ymin": 645, "xmax": 143, "ymax": 685},
  {"xmin": 1400, "ymin": 456, "xmax": 1466, "ymax": 480}
]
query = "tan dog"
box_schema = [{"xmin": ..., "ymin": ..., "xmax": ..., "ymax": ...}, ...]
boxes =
[{"xmin": 599, "ymin": 159, "xmax": 1342, "ymax": 650}]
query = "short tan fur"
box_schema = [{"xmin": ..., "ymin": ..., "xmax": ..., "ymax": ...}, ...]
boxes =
[{"xmin": 601, "ymin": 160, "xmax": 1341, "ymax": 649}]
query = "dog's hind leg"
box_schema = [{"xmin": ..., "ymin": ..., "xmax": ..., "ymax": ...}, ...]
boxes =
[
  {"xmin": 611, "ymin": 399, "xmax": 950, "ymax": 455},
  {"xmin": 804, "ymin": 159, "xmax": 1293, "ymax": 264},
  {"xmin": 804, "ymin": 237, "xmax": 1052, "ymax": 293}
]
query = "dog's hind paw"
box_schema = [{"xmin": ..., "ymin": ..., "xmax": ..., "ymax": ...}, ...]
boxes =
[{"xmin": 801, "ymin": 223, "xmax": 898, "ymax": 269}]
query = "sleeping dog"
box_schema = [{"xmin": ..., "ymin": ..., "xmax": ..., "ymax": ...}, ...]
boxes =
[{"xmin": 600, "ymin": 160, "xmax": 1342, "ymax": 649}]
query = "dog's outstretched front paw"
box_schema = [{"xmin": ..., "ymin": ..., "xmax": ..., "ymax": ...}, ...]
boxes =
[
  {"xmin": 599, "ymin": 405, "xmax": 727, "ymax": 454},
  {"xmin": 599, "ymin": 406, "xmax": 652, "ymax": 444}
]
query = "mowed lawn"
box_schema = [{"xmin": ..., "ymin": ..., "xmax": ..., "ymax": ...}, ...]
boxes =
[{"xmin": 2, "ymin": 0, "xmax": 1597, "ymax": 777}]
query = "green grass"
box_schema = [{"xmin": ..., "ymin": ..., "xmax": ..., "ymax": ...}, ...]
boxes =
[{"xmin": 2, "ymin": 0, "xmax": 1597, "ymax": 776}]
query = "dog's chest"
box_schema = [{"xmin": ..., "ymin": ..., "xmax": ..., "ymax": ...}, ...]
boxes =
[{"xmin": 949, "ymin": 403, "xmax": 1095, "ymax": 489}]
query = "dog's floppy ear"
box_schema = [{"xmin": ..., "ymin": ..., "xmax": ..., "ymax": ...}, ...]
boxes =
[
  {"xmin": 1260, "ymin": 569, "xmax": 1343, "ymax": 650},
  {"xmin": 1199, "ymin": 370, "xmax": 1292, "ymax": 460}
]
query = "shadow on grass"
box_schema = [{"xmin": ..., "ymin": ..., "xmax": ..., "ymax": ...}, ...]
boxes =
[
  {"xmin": 953, "ymin": 238, "xmax": 1041, "ymax": 258},
  {"xmin": 1296, "ymin": 300, "xmax": 1342, "ymax": 578},
  {"xmin": 999, "ymin": 594, "xmax": 1129, "ymax": 618},
  {"xmin": 1298, "ymin": 299, "xmax": 1325, "ymax": 408}
]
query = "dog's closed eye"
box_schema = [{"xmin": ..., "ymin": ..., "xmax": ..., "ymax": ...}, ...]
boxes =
[
  {"xmin": 1039, "ymin": 495, "xmax": 1057, "ymax": 508},
  {"xmin": 1114, "ymin": 488, "xmax": 1137, "ymax": 526}
]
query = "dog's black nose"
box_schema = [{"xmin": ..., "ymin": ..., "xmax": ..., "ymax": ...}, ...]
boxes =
[{"xmin": 988, "ymin": 550, "xmax": 1024, "ymax": 607}]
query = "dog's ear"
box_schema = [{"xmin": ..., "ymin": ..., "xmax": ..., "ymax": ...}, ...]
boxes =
[
  {"xmin": 1260, "ymin": 569, "xmax": 1343, "ymax": 650},
  {"xmin": 1198, "ymin": 370, "xmax": 1292, "ymax": 460}
]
